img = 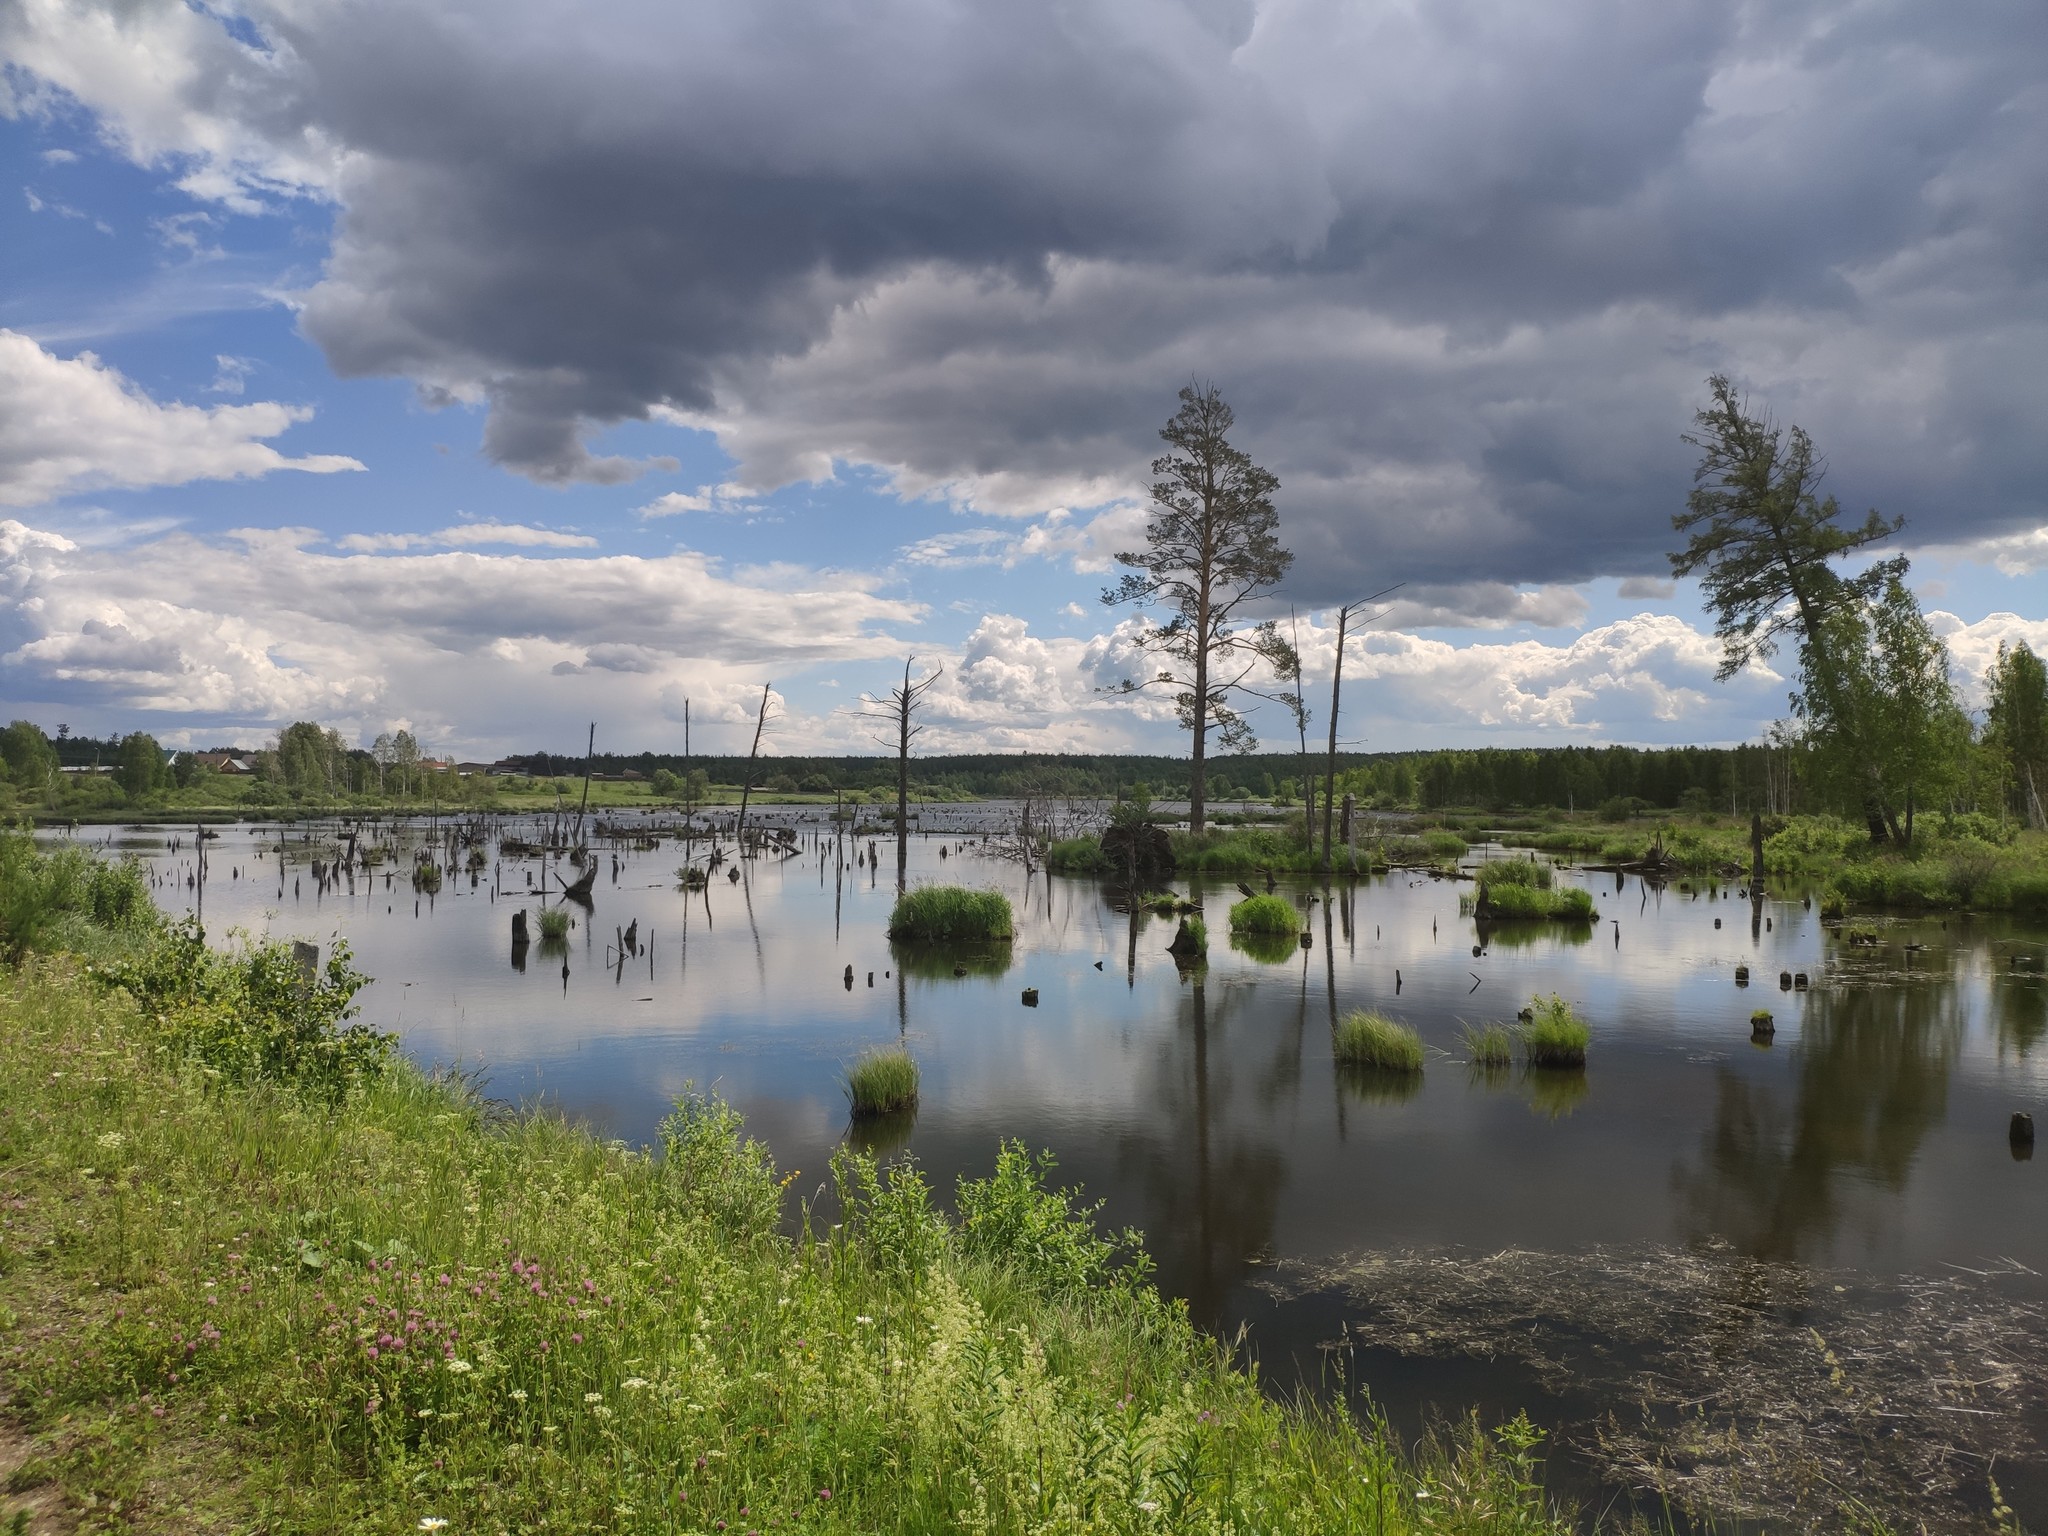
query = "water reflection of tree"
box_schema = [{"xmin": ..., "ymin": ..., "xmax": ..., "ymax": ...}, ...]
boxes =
[
  {"xmin": 1119, "ymin": 971, "xmax": 1291, "ymax": 1328},
  {"xmin": 1679, "ymin": 977, "xmax": 1962, "ymax": 1262},
  {"xmin": 1991, "ymin": 970, "xmax": 2048, "ymax": 1059}
]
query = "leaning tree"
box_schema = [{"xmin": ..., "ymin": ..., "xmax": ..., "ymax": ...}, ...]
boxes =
[{"xmin": 1103, "ymin": 384, "xmax": 1296, "ymax": 837}]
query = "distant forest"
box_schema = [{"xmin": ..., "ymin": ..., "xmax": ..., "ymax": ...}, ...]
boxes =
[{"xmin": 500, "ymin": 743, "xmax": 1784, "ymax": 815}]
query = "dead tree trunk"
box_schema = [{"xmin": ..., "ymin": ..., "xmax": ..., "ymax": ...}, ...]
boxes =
[{"xmin": 734, "ymin": 684, "xmax": 771, "ymax": 851}]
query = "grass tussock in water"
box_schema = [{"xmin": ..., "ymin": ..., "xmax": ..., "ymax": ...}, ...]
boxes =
[
  {"xmin": 887, "ymin": 884, "xmax": 1015, "ymax": 943},
  {"xmin": 0, "ymin": 841, "xmax": 1578, "ymax": 1535},
  {"xmin": 1334, "ymin": 1011, "xmax": 1425, "ymax": 1073},
  {"xmin": 534, "ymin": 905, "xmax": 572, "ymax": 943},
  {"xmin": 1229, "ymin": 893, "xmax": 1299, "ymax": 935},
  {"xmin": 1466, "ymin": 859, "xmax": 1596, "ymax": 922},
  {"xmin": 844, "ymin": 1046, "xmax": 920, "ymax": 1117},
  {"xmin": 1460, "ymin": 1021, "xmax": 1515, "ymax": 1068},
  {"xmin": 1521, "ymin": 993, "xmax": 1590, "ymax": 1068}
]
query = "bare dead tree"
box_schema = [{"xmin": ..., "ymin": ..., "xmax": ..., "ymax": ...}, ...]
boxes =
[
  {"xmin": 733, "ymin": 684, "xmax": 777, "ymax": 851},
  {"xmin": 857, "ymin": 657, "xmax": 944, "ymax": 883},
  {"xmin": 1320, "ymin": 584, "xmax": 1404, "ymax": 868}
]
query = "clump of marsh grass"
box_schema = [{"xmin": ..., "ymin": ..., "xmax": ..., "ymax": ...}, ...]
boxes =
[
  {"xmin": 1460, "ymin": 1021, "xmax": 1515, "ymax": 1068},
  {"xmin": 1467, "ymin": 859, "xmax": 1597, "ymax": 921},
  {"xmin": 535, "ymin": 906, "xmax": 572, "ymax": 943},
  {"xmin": 888, "ymin": 886, "xmax": 1015, "ymax": 943},
  {"xmin": 1521, "ymin": 993, "xmax": 1590, "ymax": 1067},
  {"xmin": 1229, "ymin": 894, "xmax": 1298, "ymax": 935},
  {"xmin": 1334, "ymin": 1011, "xmax": 1424, "ymax": 1073},
  {"xmin": 411, "ymin": 860, "xmax": 443, "ymax": 894},
  {"xmin": 845, "ymin": 1047, "xmax": 920, "ymax": 1117}
]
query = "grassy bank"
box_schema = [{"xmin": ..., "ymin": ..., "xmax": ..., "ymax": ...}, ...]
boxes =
[{"xmin": 0, "ymin": 948, "xmax": 1572, "ymax": 1534}]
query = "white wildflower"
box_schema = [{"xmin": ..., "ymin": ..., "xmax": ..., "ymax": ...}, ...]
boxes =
[
  {"xmin": 509, "ymin": 1389, "xmax": 528, "ymax": 1402},
  {"xmin": 621, "ymin": 1377, "xmax": 649, "ymax": 1391},
  {"xmin": 583, "ymin": 1391, "xmax": 603, "ymax": 1404},
  {"xmin": 419, "ymin": 1519, "xmax": 448, "ymax": 1530},
  {"xmin": 446, "ymin": 1359, "xmax": 473, "ymax": 1374}
]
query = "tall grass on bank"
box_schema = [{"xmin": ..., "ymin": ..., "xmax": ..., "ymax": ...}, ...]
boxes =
[
  {"xmin": 0, "ymin": 830, "xmax": 155, "ymax": 962},
  {"xmin": 887, "ymin": 884, "xmax": 1015, "ymax": 943},
  {"xmin": 0, "ymin": 965, "xmax": 1574, "ymax": 1533},
  {"xmin": 1334, "ymin": 1011, "xmax": 1425, "ymax": 1073},
  {"xmin": 1521, "ymin": 993, "xmax": 1590, "ymax": 1068},
  {"xmin": 1229, "ymin": 893, "xmax": 1299, "ymax": 935},
  {"xmin": 845, "ymin": 1046, "xmax": 920, "ymax": 1116}
]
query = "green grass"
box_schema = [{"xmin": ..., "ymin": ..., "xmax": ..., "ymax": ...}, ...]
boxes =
[
  {"xmin": 1521, "ymin": 993, "xmax": 1590, "ymax": 1068},
  {"xmin": 1228, "ymin": 893, "xmax": 1299, "ymax": 935},
  {"xmin": 844, "ymin": 1046, "xmax": 920, "ymax": 1116},
  {"xmin": 1466, "ymin": 862, "xmax": 1595, "ymax": 921},
  {"xmin": 1043, "ymin": 835, "xmax": 1109, "ymax": 873},
  {"xmin": 534, "ymin": 905, "xmax": 572, "ymax": 942},
  {"xmin": 1333, "ymin": 1011, "xmax": 1424, "ymax": 1072},
  {"xmin": 0, "ymin": 830, "xmax": 155, "ymax": 962},
  {"xmin": 1477, "ymin": 858, "xmax": 1552, "ymax": 892},
  {"xmin": 1460, "ymin": 1021, "xmax": 1515, "ymax": 1067},
  {"xmin": 0, "ymin": 885, "xmax": 1577, "ymax": 1535},
  {"xmin": 887, "ymin": 885, "xmax": 1015, "ymax": 943},
  {"xmin": 1171, "ymin": 914, "xmax": 1209, "ymax": 955}
]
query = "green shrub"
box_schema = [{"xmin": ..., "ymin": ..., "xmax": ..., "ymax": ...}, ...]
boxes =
[
  {"xmin": 1521, "ymin": 993, "xmax": 1589, "ymax": 1068},
  {"xmin": 1334, "ymin": 1011, "xmax": 1424, "ymax": 1072},
  {"xmin": 956, "ymin": 1141, "xmax": 1152, "ymax": 1296},
  {"xmin": 888, "ymin": 886, "xmax": 1015, "ymax": 943},
  {"xmin": 1229, "ymin": 893, "xmax": 1298, "ymax": 934},
  {"xmin": 0, "ymin": 830, "xmax": 156, "ymax": 962},
  {"xmin": 845, "ymin": 1047, "xmax": 920, "ymax": 1117},
  {"xmin": 94, "ymin": 917, "xmax": 391, "ymax": 1091}
]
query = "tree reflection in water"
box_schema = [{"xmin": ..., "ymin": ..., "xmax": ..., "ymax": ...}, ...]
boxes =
[{"xmin": 1681, "ymin": 968, "xmax": 1963, "ymax": 1262}]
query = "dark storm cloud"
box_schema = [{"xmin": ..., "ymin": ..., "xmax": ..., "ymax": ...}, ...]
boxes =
[{"xmin": 8, "ymin": 0, "xmax": 2045, "ymax": 588}]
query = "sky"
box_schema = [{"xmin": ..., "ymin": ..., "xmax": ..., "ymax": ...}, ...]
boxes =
[{"xmin": 1, "ymin": 0, "xmax": 2045, "ymax": 762}]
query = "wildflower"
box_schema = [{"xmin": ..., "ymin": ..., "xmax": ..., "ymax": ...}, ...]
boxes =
[
  {"xmin": 420, "ymin": 1520, "xmax": 448, "ymax": 1531},
  {"xmin": 1137, "ymin": 1500, "xmax": 1160, "ymax": 1513},
  {"xmin": 855, "ymin": 1315, "xmax": 874, "ymax": 1326},
  {"xmin": 446, "ymin": 1359, "xmax": 473, "ymax": 1374},
  {"xmin": 364, "ymin": 1399, "xmax": 381, "ymax": 1416},
  {"xmin": 817, "ymin": 1489, "xmax": 832, "ymax": 1501},
  {"xmin": 622, "ymin": 1377, "xmax": 650, "ymax": 1391},
  {"xmin": 584, "ymin": 1392, "xmax": 604, "ymax": 1404},
  {"xmin": 96, "ymin": 1131, "xmax": 125, "ymax": 1151},
  {"xmin": 509, "ymin": 1389, "xmax": 528, "ymax": 1402}
]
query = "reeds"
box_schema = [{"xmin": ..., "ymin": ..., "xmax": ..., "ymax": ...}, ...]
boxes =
[
  {"xmin": 1228, "ymin": 894, "xmax": 1297, "ymax": 935},
  {"xmin": 845, "ymin": 1046, "xmax": 920, "ymax": 1117},
  {"xmin": 535, "ymin": 906, "xmax": 572, "ymax": 942},
  {"xmin": 1334, "ymin": 1010, "xmax": 1424, "ymax": 1072},
  {"xmin": 1459, "ymin": 1021, "xmax": 1515, "ymax": 1068},
  {"xmin": 887, "ymin": 886, "xmax": 1015, "ymax": 943},
  {"xmin": 1521, "ymin": 993, "xmax": 1590, "ymax": 1067}
]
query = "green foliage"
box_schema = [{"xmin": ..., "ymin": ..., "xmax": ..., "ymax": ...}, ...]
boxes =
[
  {"xmin": 534, "ymin": 906, "xmax": 571, "ymax": 942},
  {"xmin": 1044, "ymin": 835, "xmax": 1109, "ymax": 873},
  {"xmin": 0, "ymin": 720, "xmax": 57, "ymax": 791},
  {"xmin": 0, "ymin": 830, "xmax": 157, "ymax": 961},
  {"xmin": 1179, "ymin": 914, "xmax": 1209, "ymax": 952},
  {"xmin": 956, "ymin": 1141, "xmax": 1153, "ymax": 1297},
  {"xmin": 115, "ymin": 732, "xmax": 166, "ymax": 799},
  {"xmin": 1468, "ymin": 862, "xmax": 1596, "ymax": 921},
  {"xmin": 1229, "ymin": 927, "xmax": 1299, "ymax": 963},
  {"xmin": 887, "ymin": 885, "xmax": 1014, "ymax": 943},
  {"xmin": 0, "ymin": 962, "xmax": 1585, "ymax": 1535},
  {"xmin": 1102, "ymin": 385, "xmax": 1299, "ymax": 820},
  {"xmin": 92, "ymin": 917, "xmax": 391, "ymax": 1091},
  {"xmin": 1477, "ymin": 858, "xmax": 1553, "ymax": 891},
  {"xmin": 1521, "ymin": 994, "xmax": 1590, "ymax": 1067},
  {"xmin": 1985, "ymin": 640, "xmax": 2048, "ymax": 821},
  {"xmin": 1334, "ymin": 1011, "xmax": 1424, "ymax": 1072},
  {"xmin": 844, "ymin": 1047, "xmax": 920, "ymax": 1117},
  {"xmin": 1228, "ymin": 893, "xmax": 1297, "ymax": 935}
]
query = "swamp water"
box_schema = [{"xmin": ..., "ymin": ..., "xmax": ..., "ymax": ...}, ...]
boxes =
[{"xmin": 95, "ymin": 809, "xmax": 2048, "ymax": 1529}]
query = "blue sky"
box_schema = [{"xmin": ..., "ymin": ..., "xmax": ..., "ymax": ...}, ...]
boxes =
[{"xmin": 2, "ymin": 0, "xmax": 2044, "ymax": 760}]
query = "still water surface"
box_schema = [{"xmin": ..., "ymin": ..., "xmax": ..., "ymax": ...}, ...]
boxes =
[{"xmin": 94, "ymin": 808, "xmax": 2048, "ymax": 1524}]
